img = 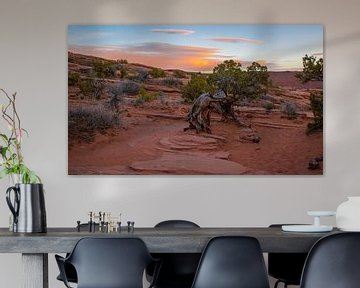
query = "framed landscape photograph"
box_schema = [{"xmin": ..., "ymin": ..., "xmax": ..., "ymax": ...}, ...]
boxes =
[{"xmin": 68, "ymin": 24, "xmax": 323, "ymax": 175}]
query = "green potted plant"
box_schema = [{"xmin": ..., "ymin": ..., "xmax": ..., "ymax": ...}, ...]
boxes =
[
  {"xmin": 0, "ymin": 89, "xmax": 40, "ymax": 183},
  {"xmin": 1, "ymin": 88, "xmax": 46, "ymax": 233}
]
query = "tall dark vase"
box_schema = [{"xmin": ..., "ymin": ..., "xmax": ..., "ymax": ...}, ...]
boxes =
[{"xmin": 6, "ymin": 183, "xmax": 47, "ymax": 233}]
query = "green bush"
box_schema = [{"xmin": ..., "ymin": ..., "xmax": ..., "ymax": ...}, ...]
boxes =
[
  {"xmin": 112, "ymin": 63, "xmax": 128, "ymax": 79},
  {"xmin": 119, "ymin": 66, "xmax": 128, "ymax": 79},
  {"xmin": 68, "ymin": 105, "xmax": 119, "ymax": 143},
  {"xmin": 181, "ymin": 74, "xmax": 213, "ymax": 102},
  {"xmin": 296, "ymin": 54, "xmax": 323, "ymax": 83},
  {"xmin": 117, "ymin": 59, "xmax": 128, "ymax": 64},
  {"xmin": 136, "ymin": 87, "xmax": 159, "ymax": 103},
  {"xmin": 263, "ymin": 101, "xmax": 275, "ymax": 112},
  {"xmin": 150, "ymin": 68, "xmax": 166, "ymax": 78},
  {"xmin": 208, "ymin": 60, "xmax": 269, "ymax": 101},
  {"xmin": 68, "ymin": 72, "xmax": 80, "ymax": 86},
  {"xmin": 92, "ymin": 59, "xmax": 115, "ymax": 78},
  {"xmin": 78, "ymin": 77, "xmax": 105, "ymax": 100},
  {"xmin": 79, "ymin": 79, "xmax": 95, "ymax": 97},
  {"xmin": 307, "ymin": 92, "xmax": 323, "ymax": 133}
]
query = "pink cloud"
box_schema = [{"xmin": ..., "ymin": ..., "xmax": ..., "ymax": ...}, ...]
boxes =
[
  {"xmin": 126, "ymin": 42, "xmax": 219, "ymax": 56},
  {"xmin": 208, "ymin": 37, "xmax": 263, "ymax": 44},
  {"xmin": 150, "ymin": 29, "xmax": 195, "ymax": 35}
]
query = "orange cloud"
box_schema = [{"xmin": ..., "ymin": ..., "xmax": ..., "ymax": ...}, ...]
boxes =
[
  {"xmin": 69, "ymin": 44, "xmax": 285, "ymax": 71},
  {"xmin": 68, "ymin": 42, "xmax": 275, "ymax": 72},
  {"xmin": 69, "ymin": 43, "xmax": 225, "ymax": 72}
]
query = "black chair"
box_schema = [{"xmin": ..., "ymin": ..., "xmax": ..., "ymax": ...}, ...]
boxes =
[
  {"xmin": 268, "ymin": 224, "xmax": 308, "ymax": 288},
  {"xmin": 300, "ymin": 232, "xmax": 360, "ymax": 288},
  {"xmin": 55, "ymin": 237, "xmax": 160, "ymax": 288},
  {"xmin": 147, "ymin": 220, "xmax": 201, "ymax": 288},
  {"xmin": 56, "ymin": 223, "xmax": 99, "ymax": 284},
  {"xmin": 191, "ymin": 236, "xmax": 270, "ymax": 288}
]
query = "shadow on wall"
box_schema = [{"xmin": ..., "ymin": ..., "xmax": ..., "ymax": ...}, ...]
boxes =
[{"xmin": 327, "ymin": 31, "xmax": 360, "ymax": 46}]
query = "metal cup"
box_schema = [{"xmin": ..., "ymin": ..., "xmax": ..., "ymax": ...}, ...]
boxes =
[{"xmin": 6, "ymin": 183, "xmax": 47, "ymax": 233}]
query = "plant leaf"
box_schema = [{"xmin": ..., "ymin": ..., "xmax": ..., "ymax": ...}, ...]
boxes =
[
  {"xmin": 0, "ymin": 133, "xmax": 8, "ymax": 141},
  {"xmin": 0, "ymin": 168, "xmax": 9, "ymax": 179}
]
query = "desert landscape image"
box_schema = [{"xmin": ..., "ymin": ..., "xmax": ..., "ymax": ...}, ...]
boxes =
[{"xmin": 68, "ymin": 25, "xmax": 323, "ymax": 175}]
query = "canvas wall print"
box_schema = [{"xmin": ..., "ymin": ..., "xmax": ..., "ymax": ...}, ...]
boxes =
[{"xmin": 68, "ymin": 25, "xmax": 323, "ymax": 175}]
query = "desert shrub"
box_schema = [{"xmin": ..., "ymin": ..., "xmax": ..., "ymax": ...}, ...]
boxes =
[
  {"xmin": 296, "ymin": 54, "xmax": 323, "ymax": 83},
  {"xmin": 121, "ymin": 81, "xmax": 141, "ymax": 95},
  {"xmin": 263, "ymin": 101, "xmax": 275, "ymax": 112},
  {"xmin": 162, "ymin": 77, "xmax": 182, "ymax": 87},
  {"xmin": 91, "ymin": 79, "xmax": 106, "ymax": 100},
  {"xmin": 133, "ymin": 97, "xmax": 145, "ymax": 107},
  {"xmin": 208, "ymin": 60, "xmax": 269, "ymax": 102},
  {"xmin": 307, "ymin": 91, "xmax": 323, "ymax": 133},
  {"xmin": 244, "ymin": 62, "xmax": 270, "ymax": 98},
  {"xmin": 78, "ymin": 77, "xmax": 105, "ymax": 100},
  {"xmin": 68, "ymin": 105, "xmax": 119, "ymax": 143},
  {"xmin": 281, "ymin": 101, "xmax": 298, "ymax": 119},
  {"xmin": 92, "ymin": 59, "xmax": 115, "ymax": 78},
  {"xmin": 117, "ymin": 59, "xmax": 128, "ymax": 64},
  {"xmin": 181, "ymin": 74, "xmax": 213, "ymax": 102},
  {"xmin": 173, "ymin": 70, "xmax": 187, "ymax": 78},
  {"xmin": 118, "ymin": 66, "xmax": 128, "ymax": 79},
  {"xmin": 134, "ymin": 88, "xmax": 163, "ymax": 107},
  {"xmin": 68, "ymin": 72, "xmax": 80, "ymax": 86},
  {"xmin": 79, "ymin": 79, "xmax": 94, "ymax": 97},
  {"xmin": 136, "ymin": 87, "xmax": 160, "ymax": 103},
  {"xmin": 108, "ymin": 84, "xmax": 124, "ymax": 112},
  {"xmin": 137, "ymin": 69, "xmax": 150, "ymax": 82},
  {"xmin": 150, "ymin": 68, "xmax": 166, "ymax": 78},
  {"xmin": 111, "ymin": 63, "xmax": 128, "ymax": 79}
]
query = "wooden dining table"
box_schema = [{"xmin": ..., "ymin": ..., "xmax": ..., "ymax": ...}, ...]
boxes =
[{"xmin": 0, "ymin": 226, "xmax": 339, "ymax": 288}]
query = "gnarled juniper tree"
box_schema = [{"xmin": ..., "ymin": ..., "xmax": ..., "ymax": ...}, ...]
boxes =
[{"xmin": 185, "ymin": 60, "xmax": 269, "ymax": 133}]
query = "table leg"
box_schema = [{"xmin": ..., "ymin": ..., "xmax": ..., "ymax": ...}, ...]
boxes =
[{"xmin": 22, "ymin": 253, "xmax": 48, "ymax": 288}]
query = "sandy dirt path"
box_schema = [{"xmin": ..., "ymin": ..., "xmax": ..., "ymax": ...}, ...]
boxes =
[{"xmin": 69, "ymin": 111, "xmax": 323, "ymax": 175}]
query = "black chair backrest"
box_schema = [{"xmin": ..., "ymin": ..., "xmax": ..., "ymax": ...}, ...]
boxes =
[
  {"xmin": 64, "ymin": 237, "xmax": 154, "ymax": 288},
  {"xmin": 300, "ymin": 232, "xmax": 360, "ymax": 288},
  {"xmin": 155, "ymin": 220, "xmax": 200, "ymax": 228},
  {"xmin": 151, "ymin": 220, "xmax": 201, "ymax": 287},
  {"xmin": 191, "ymin": 236, "xmax": 270, "ymax": 288}
]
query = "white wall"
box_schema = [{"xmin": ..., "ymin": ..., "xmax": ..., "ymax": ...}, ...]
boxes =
[{"xmin": 1, "ymin": 0, "xmax": 360, "ymax": 287}]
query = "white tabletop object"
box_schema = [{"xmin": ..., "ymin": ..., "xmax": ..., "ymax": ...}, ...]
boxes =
[{"xmin": 282, "ymin": 211, "xmax": 336, "ymax": 233}]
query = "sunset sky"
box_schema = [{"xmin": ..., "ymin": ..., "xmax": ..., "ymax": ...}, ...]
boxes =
[{"xmin": 68, "ymin": 24, "xmax": 323, "ymax": 72}]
